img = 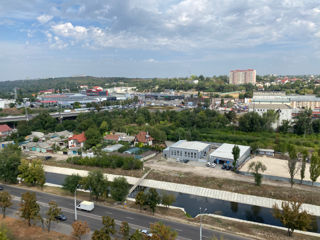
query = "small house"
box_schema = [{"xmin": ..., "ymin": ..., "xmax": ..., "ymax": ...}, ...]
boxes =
[
  {"xmin": 68, "ymin": 132, "xmax": 86, "ymax": 149},
  {"xmin": 134, "ymin": 131, "xmax": 153, "ymax": 146},
  {"xmin": 0, "ymin": 124, "xmax": 13, "ymax": 137}
]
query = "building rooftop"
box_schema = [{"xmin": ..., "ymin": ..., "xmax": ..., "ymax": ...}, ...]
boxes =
[
  {"xmin": 249, "ymin": 104, "xmax": 292, "ymax": 109},
  {"xmin": 210, "ymin": 143, "xmax": 250, "ymax": 160},
  {"xmin": 69, "ymin": 132, "xmax": 86, "ymax": 143},
  {"xmin": 170, "ymin": 140, "xmax": 210, "ymax": 151}
]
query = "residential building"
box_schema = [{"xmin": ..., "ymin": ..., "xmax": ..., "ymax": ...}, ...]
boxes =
[
  {"xmin": 134, "ymin": 131, "xmax": 153, "ymax": 146},
  {"xmin": 209, "ymin": 143, "xmax": 250, "ymax": 167},
  {"xmin": 0, "ymin": 141, "xmax": 14, "ymax": 150},
  {"xmin": 163, "ymin": 140, "xmax": 211, "ymax": 162},
  {"xmin": 249, "ymin": 103, "xmax": 292, "ymax": 129},
  {"xmin": 0, "ymin": 99, "xmax": 15, "ymax": 109},
  {"xmin": 0, "ymin": 124, "xmax": 13, "ymax": 137},
  {"xmin": 68, "ymin": 132, "xmax": 86, "ymax": 149},
  {"xmin": 229, "ymin": 69, "xmax": 256, "ymax": 85}
]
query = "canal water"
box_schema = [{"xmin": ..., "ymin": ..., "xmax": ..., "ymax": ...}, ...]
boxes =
[{"xmin": 46, "ymin": 172, "xmax": 320, "ymax": 233}]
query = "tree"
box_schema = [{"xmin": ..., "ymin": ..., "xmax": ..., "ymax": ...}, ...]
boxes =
[
  {"xmin": 248, "ymin": 161, "xmax": 267, "ymax": 186},
  {"xmin": 72, "ymin": 221, "xmax": 90, "ymax": 240},
  {"xmin": 120, "ymin": 221, "xmax": 130, "ymax": 240},
  {"xmin": 18, "ymin": 159, "xmax": 45, "ymax": 188},
  {"xmin": 287, "ymin": 145, "xmax": 299, "ymax": 187},
  {"xmin": 135, "ymin": 191, "xmax": 146, "ymax": 211},
  {"xmin": 110, "ymin": 177, "xmax": 129, "ymax": 202},
  {"xmin": 83, "ymin": 170, "xmax": 108, "ymax": 200},
  {"xmin": 45, "ymin": 201, "xmax": 61, "ymax": 232},
  {"xmin": 92, "ymin": 216, "xmax": 116, "ymax": 240},
  {"xmin": 300, "ymin": 150, "xmax": 308, "ymax": 184},
  {"xmin": 0, "ymin": 192, "xmax": 12, "ymax": 218},
  {"xmin": 84, "ymin": 126, "xmax": 102, "ymax": 149},
  {"xmin": 232, "ymin": 145, "xmax": 240, "ymax": 171},
  {"xmin": 146, "ymin": 188, "xmax": 161, "ymax": 214},
  {"xmin": 0, "ymin": 144, "xmax": 21, "ymax": 183},
  {"xmin": 309, "ymin": 152, "xmax": 320, "ymax": 186},
  {"xmin": 100, "ymin": 120, "xmax": 109, "ymax": 134},
  {"xmin": 150, "ymin": 222, "xmax": 178, "ymax": 240},
  {"xmin": 19, "ymin": 192, "xmax": 40, "ymax": 226},
  {"xmin": 62, "ymin": 174, "xmax": 82, "ymax": 194},
  {"xmin": 130, "ymin": 229, "xmax": 144, "ymax": 240},
  {"xmin": 273, "ymin": 199, "xmax": 311, "ymax": 236},
  {"xmin": 293, "ymin": 109, "xmax": 313, "ymax": 136},
  {"xmin": 161, "ymin": 193, "xmax": 176, "ymax": 208}
]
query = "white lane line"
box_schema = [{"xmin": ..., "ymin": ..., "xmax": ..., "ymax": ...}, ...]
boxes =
[
  {"xmin": 175, "ymin": 228, "xmax": 183, "ymax": 232},
  {"xmin": 125, "ymin": 216, "xmax": 134, "ymax": 220}
]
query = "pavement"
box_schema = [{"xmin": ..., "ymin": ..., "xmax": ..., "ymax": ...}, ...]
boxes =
[{"xmin": 2, "ymin": 184, "xmax": 250, "ymax": 240}]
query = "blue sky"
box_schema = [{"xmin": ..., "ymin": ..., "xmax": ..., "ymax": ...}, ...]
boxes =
[{"xmin": 1, "ymin": 0, "xmax": 320, "ymax": 81}]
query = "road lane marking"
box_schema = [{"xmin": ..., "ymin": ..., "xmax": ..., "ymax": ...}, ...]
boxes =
[{"xmin": 125, "ymin": 216, "xmax": 134, "ymax": 220}]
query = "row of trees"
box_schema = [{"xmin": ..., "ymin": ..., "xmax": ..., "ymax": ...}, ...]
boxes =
[{"xmin": 63, "ymin": 171, "xmax": 130, "ymax": 202}]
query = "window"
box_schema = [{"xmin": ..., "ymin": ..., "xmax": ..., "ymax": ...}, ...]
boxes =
[{"xmin": 188, "ymin": 152, "xmax": 190, "ymax": 157}]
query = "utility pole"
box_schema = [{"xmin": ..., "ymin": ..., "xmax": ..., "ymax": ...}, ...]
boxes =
[
  {"xmin": 199, "ymin": 207, "xmax": 207, "ymax": 240},
  {"xmin": 74, "ymin": 185, "xmax": 79, "ymax": 221}
]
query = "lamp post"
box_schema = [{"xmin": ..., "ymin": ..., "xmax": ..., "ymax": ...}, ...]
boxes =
[
  {"xmin": 74, "ymin": 184, "xmax": 79, "ymax": 221},
  {"xmin": 199, "ymin": 207, "xmax": 207, "ymax": 240}
]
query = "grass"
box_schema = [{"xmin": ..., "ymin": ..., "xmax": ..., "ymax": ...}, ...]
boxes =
[{"xmin": 0, "ymin": 217, "xmax": 72, "ymax": 240}]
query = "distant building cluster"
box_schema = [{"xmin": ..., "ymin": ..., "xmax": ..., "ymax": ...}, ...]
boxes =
[{"xmin": 229, "ymin": 69, "xmax": 256, "ymax": 85}]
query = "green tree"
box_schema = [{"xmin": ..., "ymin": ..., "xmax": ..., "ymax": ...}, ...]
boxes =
[
  {"xmin": 0, "ymin": 144, "xmax": 21, "ymax": 183},
  {"xmin": 73, "ymin": 102, "xmax": 81, "ymax": 109},
  {"xmin": 18, "ymin": 159, "xmax": 45, "ymax": 188},
  {"xmin": 100, "ymin": 120, "xmax": 109, "ymax": 134},
  {"xmin": 248, "ymin": 161, "xmax": 267, "ymax": 186},
  {"xmin": 273, "ymin": 199, "xmax": 311, "ymax": 236},
  {"xmin": 83, "ymin": 170, "xmax": 108, "ymax": 200},
  {"xmin": 45, "ymin": 201, "xmax": 61, "ymax": 232},
  {"xmin": 84, "ymin": 126, "xmax": 102, "ymax": 149},
  {"xmin": 0, "ymin": 192, "xmax": 12, "ymax": 218},
  {"xmin": 130, "ymin": 230, "xmax": 144, "ymax": 240},
  {"xmin": 19, "ymin": 192, "xmax": 40, "ymax": 226},
  {"xmin": 92, "ymin": 216, "xmax": 116, "ymax": 240},
  {"xmin": 232, "ymin": 145, "xmax": 240, "ymax": 171},
  {"xmin": 294, "ymin": 109, "xmax": 313, "ymax": 136},
  {"xmin": 300, "ymin": 150, "xmax": 308, "ymax": 184},
  {"xmin": 146, "ymin": 188, "xmax": 161, "ymax": 214},
  {"xmin": 161, "ymin": 193, "xmax": 176, "ymax": 208},
  {"xmin": 62, "ymin": 174, "xmax": 82, "ymax": 194},
  {"xmin": 110, "ymin": 177, "xmax": 129, "ymax": 202},
  {"xmin": 120, "ymin": 221, "xmax": 130, "ymax": 240},
  {"xmin": 150, "ymin": 222, "xmax": 178, "ymax": 240},
  {"xmin": 288, "ymin": 145, "xmax": 299, "ymax": 188},
  {"xmin": 309, "ymin": 152, "xmax": 320, "ymax": 186},
  {"xmin": 135, "ymin": 191, "xmax": 146, "ymax": 211}
]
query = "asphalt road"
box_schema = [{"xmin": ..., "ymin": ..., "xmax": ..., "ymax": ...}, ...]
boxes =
[{"xmin": 2, "ymin": 184, "xmax": 250, "ymax": 240}]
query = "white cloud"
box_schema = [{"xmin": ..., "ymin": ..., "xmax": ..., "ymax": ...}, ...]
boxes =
[
  {"xmin": 51, "ymin": 22, "xmax": 88, "ymax": 39},
  {"xmin": 37, "ymin": 14, "xmax": 53, "ymax": 24}
]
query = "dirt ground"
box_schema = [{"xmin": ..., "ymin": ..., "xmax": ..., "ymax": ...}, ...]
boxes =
[
  {"xmin": 240, "ymin": 155, "xmax": 320, "ymax": 184},
  {"xmin": 25, "ymin": 151, "xmax": 69, "ymax": 161},
  {"xmin": 0, "ymin": 217, "xmax": 72, "ymax": 240},
  {"xmin": 144, "ymin": 154, "xmax": 317, "ymax": 190}
]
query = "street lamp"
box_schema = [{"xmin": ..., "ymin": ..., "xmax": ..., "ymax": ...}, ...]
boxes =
[
  {"xmin": 199, "ymin": 207, "xmax": 207, "ymax": 240},
  {"xmin": 74, "ymin": 184, "xmax": 80, "ymax": 221}
]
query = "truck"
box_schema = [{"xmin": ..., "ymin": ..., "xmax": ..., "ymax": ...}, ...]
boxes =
[{"xmin": 76, "ymin": 201, "xmax": 94, "ymax": 212}]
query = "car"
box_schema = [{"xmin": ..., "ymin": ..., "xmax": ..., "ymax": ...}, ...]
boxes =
[
  {"xmin": 139, "ymin": 229, "xmax": 153, "ymax": 237},
  {"xmin": 206, "ymin": 162, "xmax": 216, "ymax": 168},
  {"xmin": 0, "ymin": 186, "xmax": 3, "ymax": 191},
  {"xmin": 55, "ymin": 214, "xmax": 67, "ymax": 221},
  {"xmin": 182, "ymin": 159, "xmax": 189, "ymax": 163},
  {"xmin": 221, "ymin": 164, "xmax": 227, "ymax": 170},
  {"xmin": 210, "ymin": 163, "xmax": 216, "ymax": 168},
  {"xmin": 44, "ymin": 156, "xmax": 52, "ymax": 160}
]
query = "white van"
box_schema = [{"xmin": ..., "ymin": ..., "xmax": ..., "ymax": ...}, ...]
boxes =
[{"xmin": 76, "ymin": 201, "xmax": 94, "ymax": 212}]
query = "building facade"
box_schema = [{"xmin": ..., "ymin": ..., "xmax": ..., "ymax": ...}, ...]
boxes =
[
  {"xmin": 163, "ymin": 140, "xmax": 211, "ymax": 162},
  {"xmin": 229, "ymin": 69, "xmax": 256, "ymax": 85}
]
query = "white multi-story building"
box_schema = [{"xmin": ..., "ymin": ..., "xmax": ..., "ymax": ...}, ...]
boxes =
[
  {"xmin": 249, "ymin": 103, "xmax": 292, "ymax": 129},
  {"xmin": 163, "ymin": 140, "xmax": 211, "ymax": 162},
  {"xmin": 229, "ymin": 69, "xmax": 256, "ymax": 85}
]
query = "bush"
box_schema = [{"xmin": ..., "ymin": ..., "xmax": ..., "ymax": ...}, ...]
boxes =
[{"xmin": 66, "ymin": 154, "xmax": 143, "ymax": 170}]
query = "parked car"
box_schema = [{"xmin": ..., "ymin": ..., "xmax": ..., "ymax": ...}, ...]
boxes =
[
  {"xmin": 221, "ymin": 164, "xmax": 227, "ymax": 170},
  {"xmin": 139, "ymin": 229, "xmax": 153, "ymax": 237},
  {"xmin": 206, "ymin": 162, "xmax": 216, "ymax": 168},
  {"xmin": 44, "ymin": 156, "xmax": 52, "ymax": 160},
  {"xmin": 182, "ymin": 159, "xmax": 189, "ymax": 163},
  {"xmin": 55, "ymin": 214, "xmax": 67, "ymax": 221}
]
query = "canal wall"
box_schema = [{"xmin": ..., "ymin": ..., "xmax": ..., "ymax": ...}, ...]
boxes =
[{"xmin": 44, "ymin": 165, "xmax": 320, "ymax": 216}]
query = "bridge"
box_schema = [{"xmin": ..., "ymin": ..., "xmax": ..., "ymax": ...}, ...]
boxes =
[{"xmin": 0, "ymin": 111, "xmax": 86, "ymax": 123}]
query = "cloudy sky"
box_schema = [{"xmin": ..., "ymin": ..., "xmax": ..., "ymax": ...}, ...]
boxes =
[{"xmin": 1, "ymin": 0, "xmax": 320, "ymax": 81}]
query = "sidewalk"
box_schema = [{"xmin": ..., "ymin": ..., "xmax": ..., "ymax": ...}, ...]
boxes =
[{"xmin": 44, "ymin": 165, "xmax": 320, "ymax": 216}]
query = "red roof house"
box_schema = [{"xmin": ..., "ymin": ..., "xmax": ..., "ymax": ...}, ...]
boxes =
[
  {"xmin": 68, "ymin": 132, "xmax": 86, "ymax": 148},
  {"xmin": 0, "ymin": 124, "xmax": 13, "ymax": 137},
  {"xmin": 134, "ymin": 131, "xmax": 153, "ymax": 146},
  {"xmin": 104, "ymin": 134, "xmax": 121, "ymax": 142}
]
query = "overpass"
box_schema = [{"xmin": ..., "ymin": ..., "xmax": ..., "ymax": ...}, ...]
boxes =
[{"xmin": 0, "ymin": 111, "xmax": 86, "ymax": 123}]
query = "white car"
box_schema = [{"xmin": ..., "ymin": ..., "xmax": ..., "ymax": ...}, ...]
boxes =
[
  {"xmin": 139, "ymin": 229, "xmax": 153, "ymax": 237},
  {"xmin": 206, "ymin": 162, "xmax": 216, "ymax": 168}
]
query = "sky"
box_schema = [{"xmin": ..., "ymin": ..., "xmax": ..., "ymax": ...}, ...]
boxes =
[{"xmin": 1, "ymin": 0, "xmax": 320, "ymax": 81}]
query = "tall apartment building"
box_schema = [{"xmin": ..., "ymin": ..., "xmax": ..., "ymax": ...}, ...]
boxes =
[{"xmin": 229, "ymin": 69, "xmax": 256, "ymax": 85}]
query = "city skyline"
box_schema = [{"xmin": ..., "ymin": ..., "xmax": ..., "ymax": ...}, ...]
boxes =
[{"xmin": 1, "ymin": 0, "xmax": 320, "ymax": 81}]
